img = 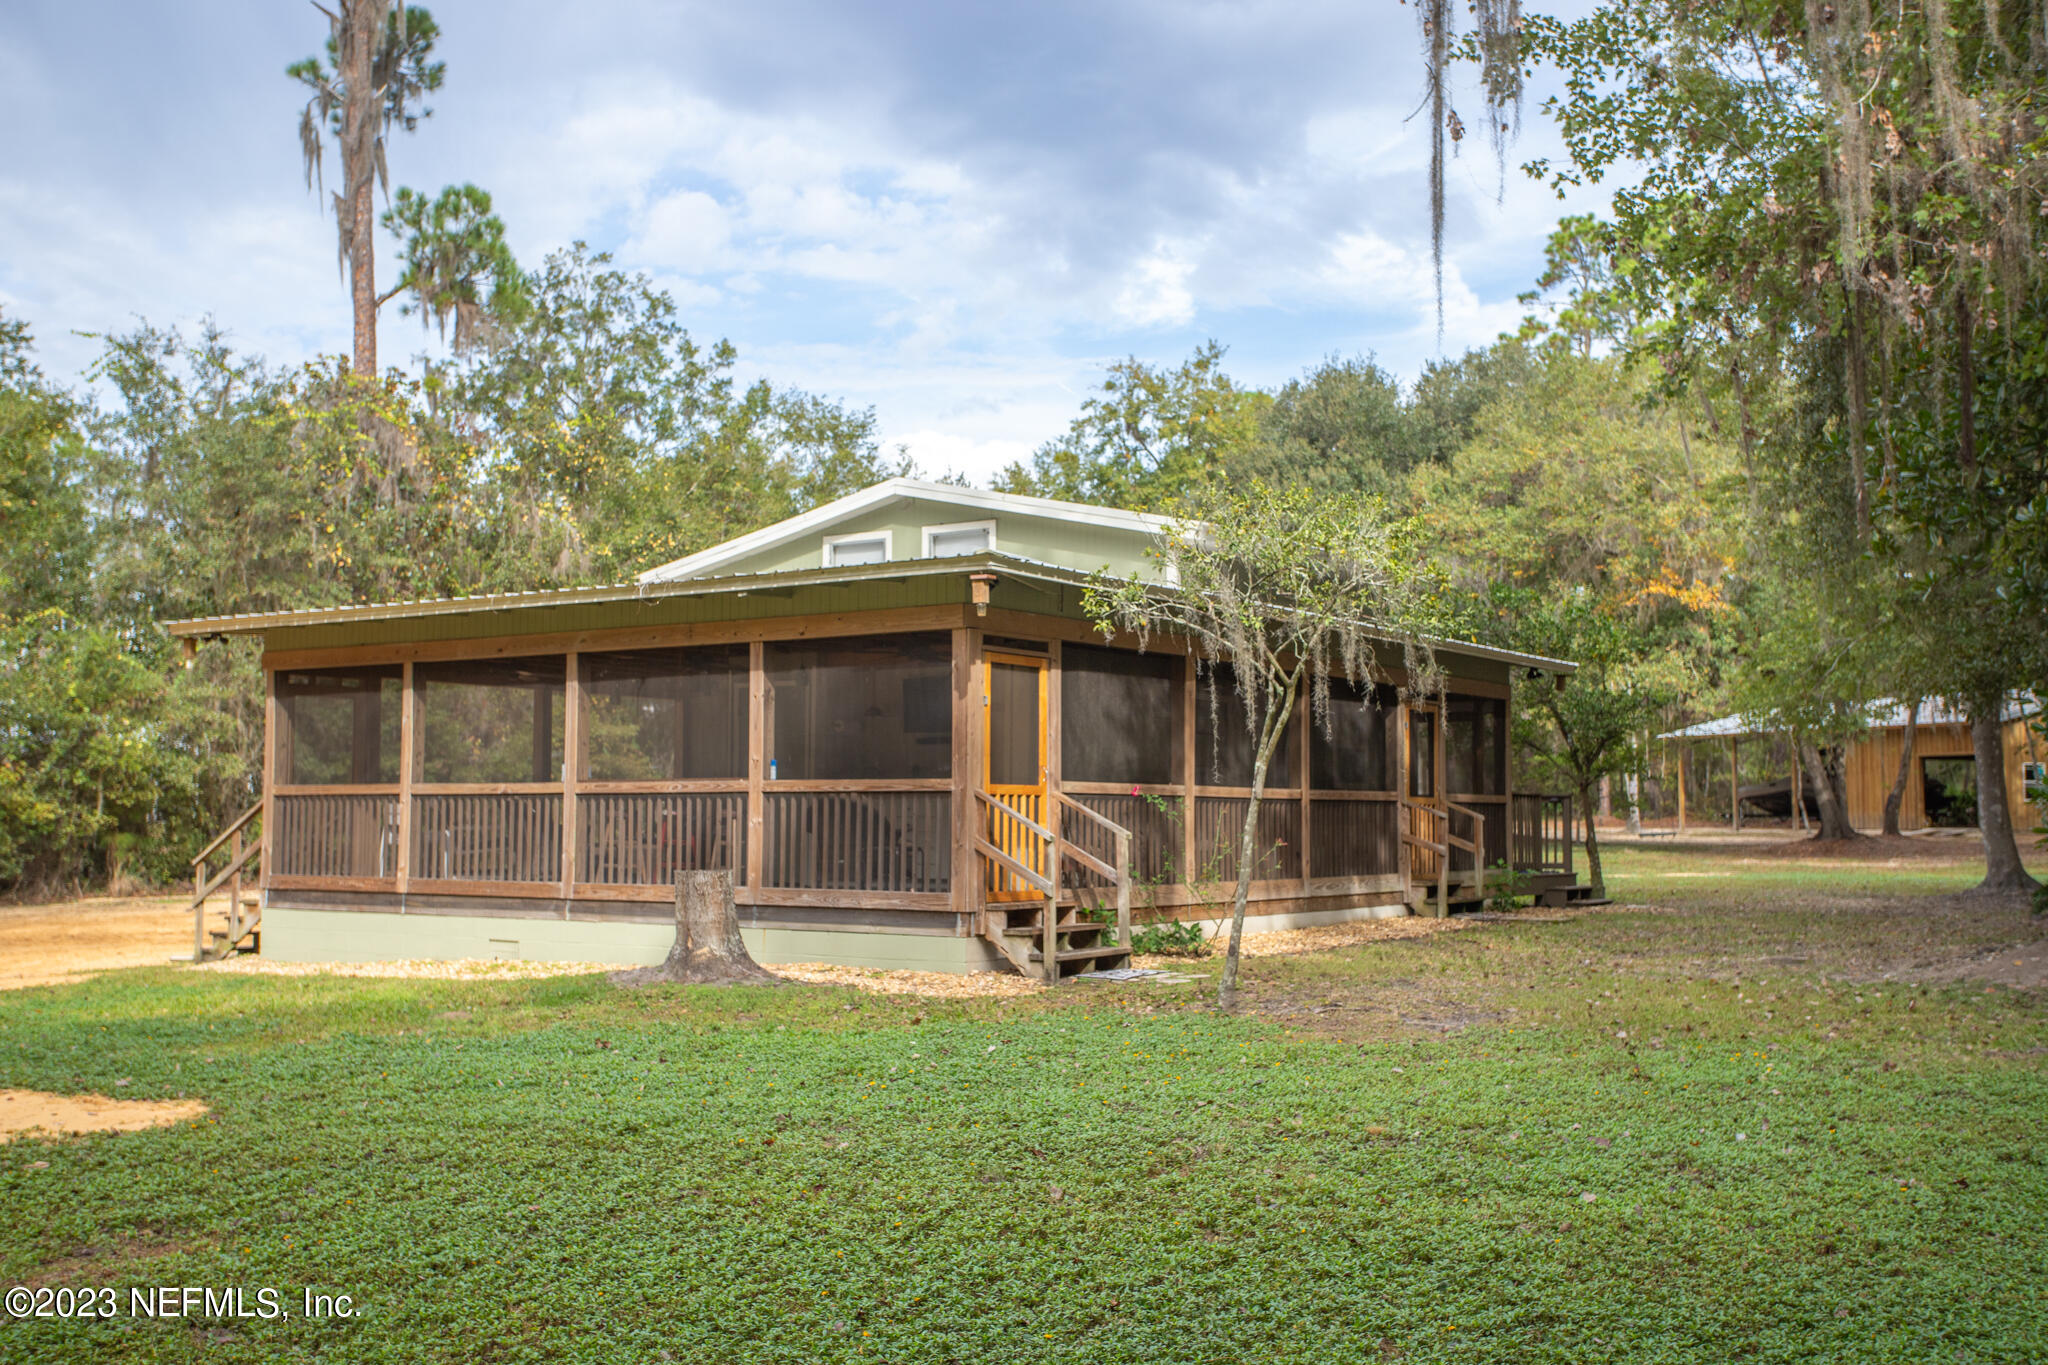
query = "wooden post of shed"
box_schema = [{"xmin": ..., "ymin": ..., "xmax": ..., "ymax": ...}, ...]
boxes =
[
  {"xmin": 1790, "ymin": 735, "xmax": 1805, "ymax": 831},
  {"xmin": 1676, "ymin": 742, "xmax": 1688, "ymax": 831},
  {"xmin": 1729, "ymin": 736, "xmax": 1741, "ymax": 832}
]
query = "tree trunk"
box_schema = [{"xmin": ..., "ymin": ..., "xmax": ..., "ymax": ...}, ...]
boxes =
[
  {"xmin": 339, "ymin": 0, "xmax": 382, "ymax": 376},
  {"xmin": 1624, "ymin": 771, "xmax": 1641, "ymax": 836},
  {"xmin": 1971, "ymin": 700, "xmax": 2039, "ymax": 896},
  {"xmin": 1217, "ymin": 678, "xmax": 1299, "ymax": 1011},
  {"xmin": 351, "ymin": 178, "xmax": 377, "ymax": 375},
  {"xmin": 1800, "ymin": 743, "xmax": 1861, "ymax": 841},
  {"xmin": 1579, "ymin": 781, "xmax": 1605, "ymax": 896},
  {"xmin": 1882, "ymin": 699, "xmax": 1920, "ymax": 837},
  {"xmin": 612, "ymin": 870, "xmax": 778, "ymax": 985}
]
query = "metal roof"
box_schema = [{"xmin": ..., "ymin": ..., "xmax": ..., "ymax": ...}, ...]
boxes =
[
  {"xmin": 163, "ymin": 551, "xmax": 1578, "ymax": 675},
  {"xmin": 1660, "ymin": 694, "xmax": 2041, "ymax": 740}
]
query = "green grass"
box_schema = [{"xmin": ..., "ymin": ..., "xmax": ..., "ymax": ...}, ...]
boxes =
[{"xmin": 2, "ymin": 845, "xmax": 2044, "ymax": 1362}]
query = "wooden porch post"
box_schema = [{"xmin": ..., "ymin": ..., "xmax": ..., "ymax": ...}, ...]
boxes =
[
  {"xmin": 1181, "ymin": 656, "xmax": 1198, "ymax": 889},
  {"xmin": 747, "ymin": 642, "xmax": 766, "ymax": 892},
  {"xmin": 1296, "ymin": 676, "xmax": 1312, "ymax": 884},
  {"xmin": 261, "ymin": 666, "xmax": 279, "ymax": 897},
  {"xmin": 949, "ymin": 626, "xmax": 981, "ymax": 930},
  {"xmin": 395, "ymin": 661, "xmax": 415, "ymax": 897},
  {"xmin": 561, "ymin": 650, "xmax": 580, "ymax": 903}
]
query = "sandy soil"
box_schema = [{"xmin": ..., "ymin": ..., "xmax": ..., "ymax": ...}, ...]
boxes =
[
  {"xmin": 0, "ymin": 895, "xmax": 191, "ymax": 992},
  {"xmin": 0, "ymin": 1089, "xmax": 208, "ymax": 1143}
]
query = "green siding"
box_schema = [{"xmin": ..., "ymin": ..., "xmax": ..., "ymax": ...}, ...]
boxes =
[{"xmin": 721, "ymin": 498, "xmax": 1162, "ymax": 580}]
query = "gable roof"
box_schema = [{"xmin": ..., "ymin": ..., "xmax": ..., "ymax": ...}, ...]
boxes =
[{"xmin": 636, "ymin": 476, "xmax": 1178, "ymax": 584}]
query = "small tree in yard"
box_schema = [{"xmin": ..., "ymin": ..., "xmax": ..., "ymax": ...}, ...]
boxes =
[
  {"xmin": 1508, "ymin": 594, "xmax": 1672, "ymax": 897},
  {"xmin": 1084, "ymin": 485, "xmax": 1440, "ymax": 1010}
]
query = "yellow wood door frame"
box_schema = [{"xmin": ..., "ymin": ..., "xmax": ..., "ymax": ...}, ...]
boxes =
[{"xmin": 983, "ymin": 652, "xmax": 1049, "ymax": 901}]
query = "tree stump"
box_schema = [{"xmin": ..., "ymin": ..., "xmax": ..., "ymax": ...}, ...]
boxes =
[{"xmin": 610, "ymin": 870, "xmax": 779, "ymax": 986}]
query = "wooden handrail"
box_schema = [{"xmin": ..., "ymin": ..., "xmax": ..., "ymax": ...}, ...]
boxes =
[
  {"xmin": 974, "ymin": 788, "xmax": 1054, "ymax": 841},
  {"xmin": 186, "ymin": 839, "xmax": 260, "ymax": 913},
  {"xmin": 192, "ymin": 802, "xmax": 262, "ymax": 869},
  {"xmin": 972, "ymin": 836, "xmax": 1055, "ymax": 895},
  {"xmin": 1054, "ymin": 792, "xmax": 1124, "ymax": 836}
]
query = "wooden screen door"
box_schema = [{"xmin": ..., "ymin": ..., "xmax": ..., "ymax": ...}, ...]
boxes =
[
  {"xmin": 984, "ymin": 652, "xmax": 1049, "ymax": 900},
  {"xmin": 1406, "ymin": 703, "xmax": 1446, "ymax": 884}
]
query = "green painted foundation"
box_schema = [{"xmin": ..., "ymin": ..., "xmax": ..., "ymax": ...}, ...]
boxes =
[{"xmin": 259, "ymin": 907, "xmax": 1009, "ymax": 973}]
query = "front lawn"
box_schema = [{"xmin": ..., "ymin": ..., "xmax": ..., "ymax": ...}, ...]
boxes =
[{"xmin": 2, "ymin": 845, "xmax": 2043, "ymax": 1362}]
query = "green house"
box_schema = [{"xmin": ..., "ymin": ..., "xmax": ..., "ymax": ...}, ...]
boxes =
[{"xmin": 169, "ymin": 478, "xmax": 1581, "ymax": 980}]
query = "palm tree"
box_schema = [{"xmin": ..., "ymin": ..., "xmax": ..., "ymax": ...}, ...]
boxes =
[{"xmin": 289, "ymin": 2, "xmax": 444, "ymax": 376}]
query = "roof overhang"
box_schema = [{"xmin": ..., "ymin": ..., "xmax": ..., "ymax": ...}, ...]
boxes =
[{"xmin": 164, "ymin": 551, "xmax": 1577, "ymax": 676}]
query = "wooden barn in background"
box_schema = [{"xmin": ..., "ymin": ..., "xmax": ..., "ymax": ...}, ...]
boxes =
[{"xmin": 1661, "ymin": 697, "xmax": 2045, "ymax": 833}]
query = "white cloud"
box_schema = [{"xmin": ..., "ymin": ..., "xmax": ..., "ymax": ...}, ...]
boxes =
[{"xmin": 1114, "ymin": 244, "xmax": 1199, "ymax": 329}]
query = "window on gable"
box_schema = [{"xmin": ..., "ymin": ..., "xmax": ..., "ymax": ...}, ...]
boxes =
[
  {"xmin": 923, "ymin": 521, "xmax": 993, "ymax": 558},
  {"xmin": 823, "ymin": 533, "xmax": 889, "ymax": 567}
]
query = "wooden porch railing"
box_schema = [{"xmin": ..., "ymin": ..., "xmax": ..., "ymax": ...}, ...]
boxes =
[
  {"xmin": 973, "ymin": 789, "xmax": 1134, "ymax": 979},
  {"xmin": 1055, "ymin": 792, "xmax": 1132, "ymax": 951},
  {"xmin": 1399, "ymin": 796, "xmax": 1481, "ymax": 913},
  {"xmin": 190, "ymin": 802, "xmax": 262, "ymax": 961},
  {"xmin": 1509, "ymin": 793, "xmax": 1574, "ymax": 874}
]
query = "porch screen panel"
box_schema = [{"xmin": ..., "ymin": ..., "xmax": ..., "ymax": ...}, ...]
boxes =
[
  {"xmin": 988, "ymin": 661, "xmax": 1041, "ymax": 786},
  {"xmin": 1195, "ymin": 664, "xmax": 1297, "ymax": 788},
  {"xmin": 765, "ymin": 633, "xmax": 951, "ymax": 779},
  {"xmin": 1446, "ymin": 696, "xmax": 1507, "ymax": 795},
  {"xmin": 416, "ymin": 657, "xmax": 566, "ymax": 784},
  {"xmin": 1310, "ymin": 680, "xmax": 1396, "ymax": 791},
  {"xmin": 1409, "ymin": 711, "xmax": 1437, "ymax": 798},
  {"xmin": 277, "ymin": 665, "xmax": 401, "ymax": 785},
  {"xmin": 581, "ymin": 645, "xmax": 747, "ymax": 780},
  {"xmin": 1061, "ymin": 644, "xmax": 1176, "ymax": 785}
]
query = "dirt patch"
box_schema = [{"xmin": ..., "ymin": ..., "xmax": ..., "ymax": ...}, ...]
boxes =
[
  {"xmin": 0, "ymin": 895, "xmax": 190, "ymax": 991},
  {"xmin": 1749, "ymin": 833, "xmax": 2007, "ymax": 863},
  {"xmin": 1, "ymin": 1089, "xmax": 208, "ymax": 1143},
  {"xmin": 16, "ymin": 1233, "xmax": 213, "ymax": 1289},
  {"xmin": 1856, "ymin": 943, "xmax": 2048, "ymax": 992}
]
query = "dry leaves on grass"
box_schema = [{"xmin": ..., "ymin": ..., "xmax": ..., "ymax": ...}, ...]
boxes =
[
  {"xmin": 1138, "ymin": 915, "xmax": 1469, "ymax": 965},
  {"xmin": 769, "ymin": 963, "xmax": 1040, "ymax": 998}
]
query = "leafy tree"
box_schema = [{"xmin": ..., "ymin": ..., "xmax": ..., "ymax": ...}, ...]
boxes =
[
  {"xmin": 1507, "ymin": 594, "xmax": 1673, "ymax": 894},
  {"xmin": 995, "ymin": 342, "xmax": 1266, "ymax": 508},
  {"xmin": 449, "ymin": 245, "xmax": 904, "ymax": 584},
  {"xmin": 1232, "ymin": 355, "xmax": 1419, "ymax": 499},
  {"xmin": 381, "ymin": 183, "xmax": 528, "ymax": 352},
  {"xmin": 1518, "ymin": 0, "xmax": 2047, "ymax": 893},
  {"xmin": 290, "ymin": 2, "xmax": 444, "ymax": 375},
  {"xmin": 1406, "ymin": 337, "xmax": 1543, "ymax": 470},
  {"xmin": 1084, "ymin": 484, "xmax": 1442, "ymax": 1008},
  {"xmin": 1516, "ymin": 215, "xmax": 1635, "ymax": 358}
]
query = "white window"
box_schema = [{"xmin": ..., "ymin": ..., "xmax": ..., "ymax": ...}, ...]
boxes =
[
  {"xmin": 823, "ymin": 532, "xmax": 890, "ymax": 567},
  {"xmin": 922, "ymin": 520, "xmax": 995, "ymax": 559}
]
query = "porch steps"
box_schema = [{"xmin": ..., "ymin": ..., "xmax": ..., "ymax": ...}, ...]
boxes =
[
  {"xmin": 188, "ymin": 803, "xmax": 263, "ymax": 963},
  {"xmin": 987, "ymin": 900, "xmax": 1133, "ymax": 982}
]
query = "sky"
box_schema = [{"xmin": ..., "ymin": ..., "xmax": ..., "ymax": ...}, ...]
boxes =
[{"xmin": 0, "ymin": 0, "xmax": 1614, "ymax": 483}]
